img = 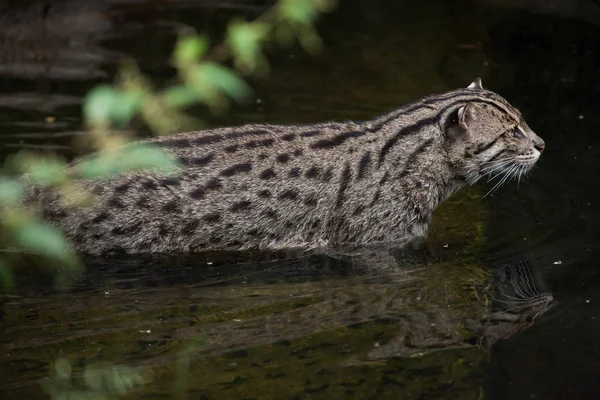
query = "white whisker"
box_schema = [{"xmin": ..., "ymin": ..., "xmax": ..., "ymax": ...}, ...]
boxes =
[{"xmin": 482, "ymin": 164, "xmax": 518, "ymax": 198}]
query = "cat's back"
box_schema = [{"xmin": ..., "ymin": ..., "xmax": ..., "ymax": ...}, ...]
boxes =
[{"xmin": 41, "ymin": 121, "xmax": 363, "ymax": 254}]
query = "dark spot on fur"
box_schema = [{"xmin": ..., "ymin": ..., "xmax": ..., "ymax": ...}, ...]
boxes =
[
  {"xmin": 258, "ymin": 189, "xmax": 271, "ymax": 198},
  {"xmin": 486, "ymin": 149, "xmax": 506, "ymax": 163},
  {"xmin": 357, "ymin": 151, "xmax": 372, "ymax": 179},
  {"xmin": 92, "ymin": 212, "xmax": 109, "ymax": 224},
  {"xmin": 245, "ymin": 138, "xmax": 275, "ymax": 149},
  {"xmin": 224, "ymin": 145, "xmax": 239, "ymax": 153},
  {"xmin": 205, "ymin": 178, "xmax": 222, "ymax": 190},
  {"xmin": 142, "ymin": 180, "xmax": 157, "ymax": 190},
  {"xmin": 301, "ymin": 130, "xmax": 322, "ymax": 137},
  {"xmin": 192, "ymin": 134, "xmax": 223, "ymax": 145},
  {"xmin": 258, "ymin": 153, "xmax": 268, "ymax": 160},
  {"xmin": 371, "ymin": 190, "xmax": 381, "ymax": 205},
  {"xmin": 162, "ymin": 201, "xmax": 179, "ymax": 212},
  {"xmin": 189, "ymin": 187, "xmax": 205, "ymax": 199},
  {"xmin": 225, "ymin": 129, "xmax": 269, "ymax": 140},
  {"xmin": 311, "ymin": 130, "xmax": 364, "ymax": 149},
  {"xmin": 396, "ymin": 139, "xmax": 435, "ymax": 181},
  {"xmin": 183, "ymin": 153, "xmax": 214, "ymax": 167},
  {"xmin": 379, "ymin": 120, "xmax": 435, "ymax": 164},
  {"xmin": 263, "ymin": 209, "xmax": 278, "ymax": 219},
  {"xmin": 160, "ymin": 177, "xmax": 180, "ymax": 186},
  {"xmin": 352, "ymin": 205, "xmax": 365, "ymax": 216},
  {"xmin": 305, "ymin": 166, "xmax": 320, "ymax": 179},
  {"xmin": 114, "ymin": 183, "xmax": 131, "ymax": 193},
  {"xmin": 335, "ymin": 164, "xmax": 352, "ymax": 209},
  {"xmin": 136, "ymin": 196, "xmax": 150, "ymax": 208},
  {"xmin": 260, "ymin": 168, "xmax": 277, "ymax": 180},
  {"xmin": 379, "ymin": 172, "xmax": 389, "ymax": 185},
  {"xmin": 285, "ymin": 221, "xmax": 294, "ymax": 229},
  {"xmin": 276, "ymin": 153, "xmax": 290, "ymax": 163},
  {"xmin": 158, "ymin": 224, "xmax": 169, "ymax": 236},
  {"xmin": 321, "ymin": 168, "xmax": 333, "ymax": 182},
  {"xmin": 474, "ymin": 133, "xmax": 504, "ymax": 155},
  {"xmin": 288, "ymin": 167, "xmax": 301, "ymax": 178},
  {"xmin": 230, "ymin": 200, "xmax": 252, "ymax": 212},
  {"xmin": 248, "ymin": 228, "xmax": 261, "ymax": 236},
  {"xmin": 279, "ymin": 189, "xmax": 299, "ymax": 201},
  {"xmin": 111, "ymin": 223, "xmax": 142, "ymax": 235},
  {"xmin": 107, "ymin": 197, "xmax": 125, "ymax": 209},
  {"xmin": 304, "ymin": 194, "xmax": 318, "ymax": 207},
  {"xmin": 182, "ymin": 219, "xmax": 200, "ymax": 233},
  {"xmin": 293, "ymin": 149, "xmax": 303, "ymax": 157},
  {"xmin": 282, "ymin": 133, "xmax": 296, "ymax": 141},
  {"xmin": 221, "ymin": 162, "xmax": 252, "ymax": 177},
  {"xmin": 203, "ymin": 213, "xmax": 221, "ymax": 223}
]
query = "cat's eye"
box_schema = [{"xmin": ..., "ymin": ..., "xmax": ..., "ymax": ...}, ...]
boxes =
[{"xmin": 512, "ymin": 127, "xmax": 524, "ymax": 139}]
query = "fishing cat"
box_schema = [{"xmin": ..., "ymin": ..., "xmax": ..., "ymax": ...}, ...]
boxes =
[{"xmin": 29, "ymin": 78, "xmax": 545, "ymax": 255}]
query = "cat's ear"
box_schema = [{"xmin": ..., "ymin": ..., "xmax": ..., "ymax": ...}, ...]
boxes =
[
  {"xmin": 467, "ymin": 77, "xmax": 483, "ymax": 90},
  {"xmin": 458, "ymin": 103, "xmax": 478, "ymax": 130}
]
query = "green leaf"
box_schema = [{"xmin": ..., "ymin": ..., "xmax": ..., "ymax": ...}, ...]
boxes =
[
  {"xmin": 163, "ymin": 85, "xmax": 202, "ymax": 109},
  {"xmin": 83, "ymin": 365, "xmax": 103, "ymax": 392},
  {"xmin": 22, "ymin": 157, "xmax": 68, "ymax": 186},
  {"xmin": 192, "ymin": 63, "xmax": 252, "ymax": 103},
  {"xmin": 297, "ymin": 25, "xmax": 323, "ymax": 53},
  {"xmin": 75, "ymin": 144, "xmax": 180, "ymax": 180},
  {"xmin": 274, "ymin": 23, "xmax": 295, "ymax": 47},
  {"xmin": 122, "ymin": 144, "xmax": 181, "ymax": 173},
  {"xmin": 84, "ymin": 85, "xmax": 145, "ymax": 127},
  {"xmin": 54, "ymin": 358, "xmax": 72, "ymax": 381},
  {"xmin": 84, "ymin": 85, "xmax": 120, "ymax": 126},
  {"xmin": 113, "ymin": 90, "xmax": 145, "ymax": 126},
  {"xmin": 174, "ymin": 35, "xmax": 209, "ymax": 67},
  {"xmin": 279, "ymin": 0, "xmax": 318, "ymax": 25},
  {"xmin": 13, "ymin": 220, "xmax": 73, "ymax": 263},
  {"xmin": 0, "ymin": 178, "xmax": 24, "ymax": 205},
  {"xmin": 227, "ymin": 21, "xmax": 270, "ymax": 72}
]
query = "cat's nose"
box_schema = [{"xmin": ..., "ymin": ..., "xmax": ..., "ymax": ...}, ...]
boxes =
[{"xmin": 533, "ymin": 139, "xmax": 545, "ymax": 153}]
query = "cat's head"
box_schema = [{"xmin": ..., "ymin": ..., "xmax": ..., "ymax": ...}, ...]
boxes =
[{"xmin": 447, "ymin": 78, "xmax": 545, "ymax": 187}]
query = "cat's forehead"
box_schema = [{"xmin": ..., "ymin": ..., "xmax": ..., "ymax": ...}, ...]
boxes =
[{"xmin": 477, "ymin": 90, "xmax": 523, "ymax": 124}]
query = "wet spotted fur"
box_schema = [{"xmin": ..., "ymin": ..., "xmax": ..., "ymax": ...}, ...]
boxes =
[{"xmin": 31, "ymin": 78, "xmax": 545, "ymax": 255}]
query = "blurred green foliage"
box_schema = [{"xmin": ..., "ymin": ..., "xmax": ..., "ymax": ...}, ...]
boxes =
[
  {"xmin": 0, "ymin": 0, "xmax": 336, "ymax": 398},
  {"xmin": 40, "ymin": 357, "xmax": 150, "ymax": 400},
  {"xmin": 0, "ymin": 0, "xmax": 337, "ymax": 291}
]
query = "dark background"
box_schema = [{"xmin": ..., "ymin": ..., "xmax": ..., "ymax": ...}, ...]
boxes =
[{"xmin": 1, "ymin": 1, "xmax": 600, "ymax": 399}]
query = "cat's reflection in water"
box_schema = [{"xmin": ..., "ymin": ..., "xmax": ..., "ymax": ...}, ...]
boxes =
[{"xmin": 473, "ymin": 260, "xmax": 557, "ymax": 347}]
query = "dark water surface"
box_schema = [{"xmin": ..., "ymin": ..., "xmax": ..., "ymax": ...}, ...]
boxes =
[{"xmin": 1, "ymin": 1, "xmax": 600, "ymax": 399}]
